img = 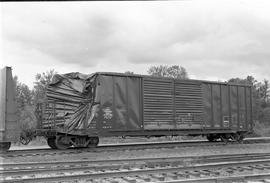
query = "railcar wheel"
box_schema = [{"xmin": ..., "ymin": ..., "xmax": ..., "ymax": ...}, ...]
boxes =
[
  {"xmin": 54, "ymin": 136, "xmax": 71, "ymax": 150},
  {"xmin": 87, "ymin": 137, "xmax": 99, "ymax": 148},
  {"xmin": 206, "ymin": 134, "xmax": 217, "ymax": 142},
  {"xmin": 0, "ymin": 142, "xmax": 11, "ymax": 151},
  {"xmin": 47, "ymin": 137, "xmax": 57, "ymax": 149}
]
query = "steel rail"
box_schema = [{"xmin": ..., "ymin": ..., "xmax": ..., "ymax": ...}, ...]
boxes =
[
  {"xmin": 149, "ymin": 173, "xmax": 270, "ymax": 183},
  {"xmin": 2, "ymin": 155, "xmax": 270, "ymax": 182},
  {"xmin": 2, "ymin": 152, "xmax": 270, "ymax": 170}
]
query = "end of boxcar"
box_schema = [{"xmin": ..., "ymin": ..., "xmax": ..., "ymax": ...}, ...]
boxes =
[{"xmin": 0, "ymin": 67, "xmax": 20, "ymax": 151}]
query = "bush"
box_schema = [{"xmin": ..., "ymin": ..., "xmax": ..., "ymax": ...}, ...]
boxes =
[
  {"xmin": 19, "ymin": 105, "xmax": 37, "ymax": 130},
  {"xmin": 253, "ymin": 121, "xmax": 270, "ymax": 137}
]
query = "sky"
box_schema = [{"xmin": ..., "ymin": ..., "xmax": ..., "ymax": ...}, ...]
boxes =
[{"xmin": 1, "ymin": 1, "xmax": 270, "ymax": 88}]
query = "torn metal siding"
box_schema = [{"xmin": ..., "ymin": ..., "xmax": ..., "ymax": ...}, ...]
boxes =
[
  {"xmin": 42, "ymin": 72, "xmax": 96, "ymax": 131},
  {"xmin": 43, "ymin": 73, "xmax": 142, "ymax": 133}
]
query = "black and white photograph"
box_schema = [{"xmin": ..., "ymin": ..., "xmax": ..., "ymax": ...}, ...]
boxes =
[{"xmin": 1, "ymin": 1, "xmax": 270, "ymax": 182}]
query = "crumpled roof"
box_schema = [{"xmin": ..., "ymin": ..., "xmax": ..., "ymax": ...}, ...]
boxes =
[
  {"xmin": 49, "ymin": 72, "xmax": 95, "ymax": 94},
  {"xmin": 43, "ymin": 72, "xmax": 97, "ymax": 131}
]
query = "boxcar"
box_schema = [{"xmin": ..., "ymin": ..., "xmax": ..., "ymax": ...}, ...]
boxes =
[
  {"xmin": 36, "ymin": 72, "xmax": 253, "ymax": 149},
  {"xmin": 0, "ymin": 67, "xmax": 19, "ymax": 151}
]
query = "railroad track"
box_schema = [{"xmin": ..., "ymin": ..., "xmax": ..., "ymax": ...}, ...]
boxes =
[
  {"xmin": 1, "ymin": 137, "xmax": 270, "ymax": 159},
  {"xmin": 1, "ymin": 152, "xmax": 270, "ymax": 183}
]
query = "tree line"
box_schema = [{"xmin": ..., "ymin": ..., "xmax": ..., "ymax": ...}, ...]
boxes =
[
  {"xmin": 14, "ymin": 70, "xmax": 57, "ymax": 131},
  {"xmin": 14, "ymin": 65, "xmax": 270, "ymax": 136}
]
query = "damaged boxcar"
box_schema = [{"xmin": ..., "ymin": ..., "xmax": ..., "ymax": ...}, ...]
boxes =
[{"xmin": 30, "ymin": 72, "xmax": 253, "ymax": 149}]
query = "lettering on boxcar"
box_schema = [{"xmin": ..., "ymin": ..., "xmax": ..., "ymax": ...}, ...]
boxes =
[{"xmin": 103, "ymin": 107, "xmax": 113, "ymax": 120}]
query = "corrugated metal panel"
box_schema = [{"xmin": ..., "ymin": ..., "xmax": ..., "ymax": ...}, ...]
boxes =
[
  {"xmin": 42, "ymin": 73, "xmax": 93, "ymax": 130},
  {"xmin": 41, "ymin": 101, "xmax": 79, "ymax": 128},
  {"xmin": 175, "ymin": 81, "xmax": 204, "ymax": 128},
  {"xmin": 143, "ymin": 78, "xmax": 174, "ymax": 129}
]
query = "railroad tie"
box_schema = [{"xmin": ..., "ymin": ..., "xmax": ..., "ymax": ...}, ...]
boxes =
[
  {"xmin": 149, "ymin": 173, "xmax": 165, "ymax": 181},
  {"xmin": 165, "ymin": 172, "xmax": 179, "ymax": 180},
  {"xmin": 254, "ymin": 165, "xmax": 266, "ymax": 170},
  {"xmin": 122, "ymin": 176, "xmax": 137, "ymax": 183},
  {"xmin": 138, "ymin": 174, "xmax": 151, "ymax": 182}
]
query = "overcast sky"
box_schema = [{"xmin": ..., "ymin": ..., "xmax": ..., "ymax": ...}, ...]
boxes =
[{"xmin": 1, "ymin": 1, "xmax": 270, "ymax": 88}]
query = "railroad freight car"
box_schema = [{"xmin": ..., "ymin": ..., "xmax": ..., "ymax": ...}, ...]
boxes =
[
  {"xmin": 32, "ymin": 72, "xmax": 253, "ymax": 149},
  {"xmin": 0, "ymin": 67, "xmax": 19, "ymax": 151}
]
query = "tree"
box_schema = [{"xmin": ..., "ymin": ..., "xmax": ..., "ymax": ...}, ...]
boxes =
[
  {"xmin": 33, "ymin": 69, "xmax": 57, "ymax": 104},
  {"xmin": 12, "ymin": 70, "xmax": 58, "ymax": 143},
  {"xmin": 246, "ymin": 76, "xmax": 257, "ymax": 86},
  {"xmin": 258, "ymin": 79, "xmax": 270, "ymax": 104},
  {"xmin": 228, "ymin": 76, "xmax": 270, "ymax": 128},
  {"xmin": 124, "ymin": 71, "xmax": 135, "ymax": 75},
  {"xmin": 147, "ymin": 65, "xmax": 188, "ymax": 79},
  {"xmin": 259, "ymin": 107, "xmax": 270, "ymax": 124},
  {"xmin": 13, "ymin": 76, "xmax": 33, "ymax": 108},
  {"xmin": 13, "ymin": 76, "xmax": 36, "ymax": 140}
]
